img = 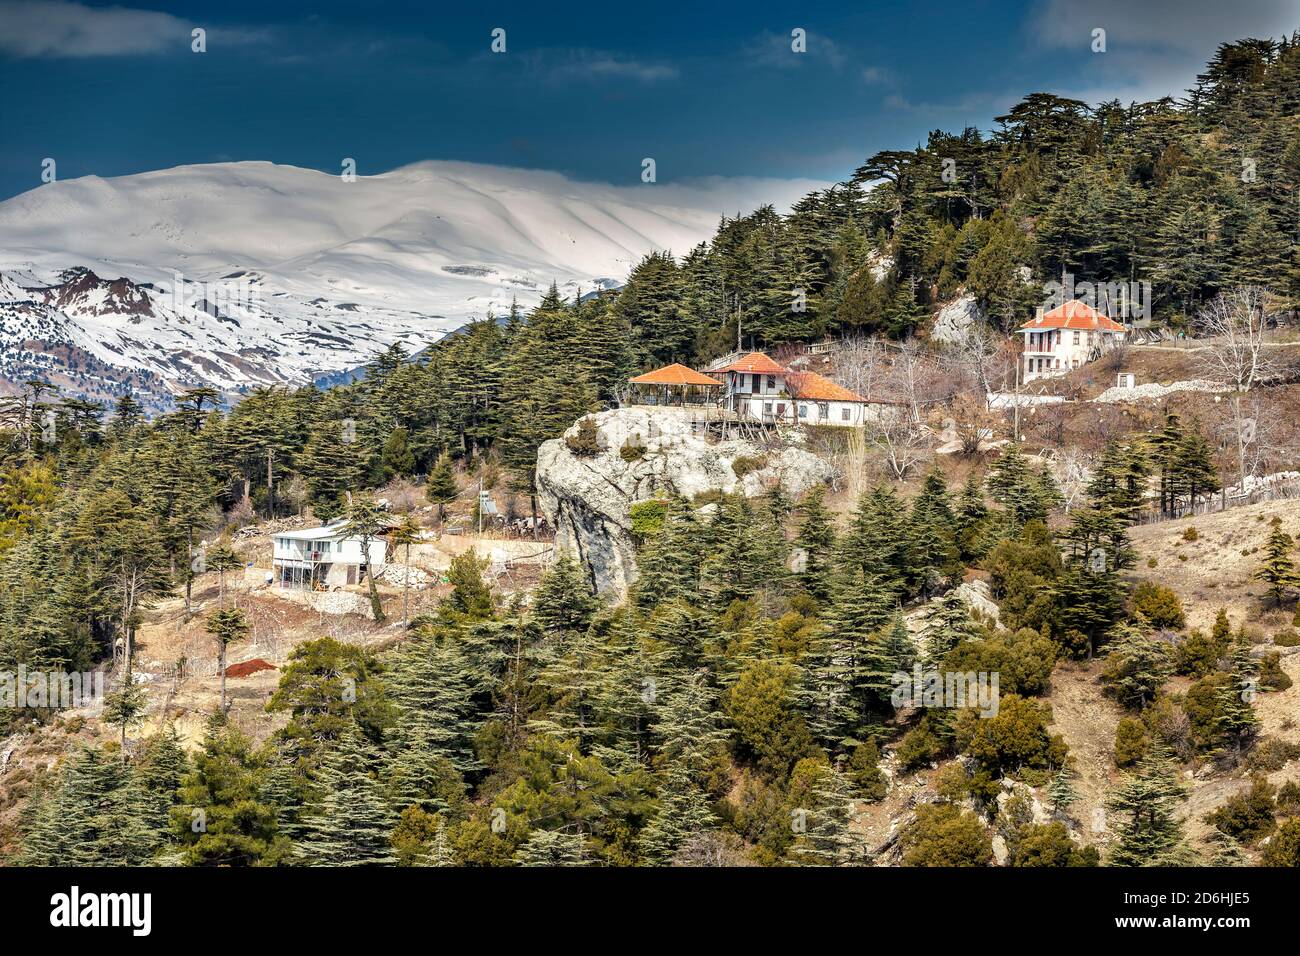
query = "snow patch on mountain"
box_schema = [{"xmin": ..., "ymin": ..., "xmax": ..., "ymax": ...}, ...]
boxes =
[{"xmin": 0, "ymin": 160, "xmax": 824, "ymax": 404}]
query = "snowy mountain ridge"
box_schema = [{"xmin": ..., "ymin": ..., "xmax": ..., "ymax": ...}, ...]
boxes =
[{"xmin": 0, "ymin": 160, "xmax": 824, "ymax": 407}]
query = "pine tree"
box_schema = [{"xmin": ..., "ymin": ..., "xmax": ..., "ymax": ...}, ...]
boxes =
[
  {"xmin": 387, "ymin": 630, "xmax": 480, "ymax": 772},
  {"xmin": 425, "ymin": 453, "xmax": 458, "ymax": 523},
  {"xmin": 1047, "ymin": 767, "xmax": 1080, "ymax": 822},
  {"xmin": 296, "ymin": 722, "xmax": 397, "ymax": 866},
  {"xmin": 789, "ymin": 764, "xmax": 868, "ymax": 866},
  {"xmin": 795, "ymin": 485, "xmax": 837, "ymax": 603},
  {"xmin": 103, "ymin": 663, "xmax": 149, "ymax": 764},
  {"xmin": 514, "ymin": 829, "xmax": 591, "ymax": 866},
  {"xmin": 921, "ymin": 590, "xmax": 980, "ymax": 665},
  {"xmin": 638, "ymin": 759, "xmax": 718, "ymax": 864},
  {"xmin": 340, "ymin": 495, "xmax": 388, "ymax": 622},
  {"xmin": 1254, "ymin": 517, "xmax": 1300, "ymax": 607},
  {"xmin": 533, "ymin": 553, "xmax": 598, "ymax": 635},
  {"xmin": 1105, "ymin": 745, "xmax": 1190, "ymax": 866},
  {"xmin": 205, "ymin": 606, "xmax": 249, "ymax": 713}
]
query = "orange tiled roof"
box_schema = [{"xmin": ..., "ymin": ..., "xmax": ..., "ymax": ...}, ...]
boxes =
[
  {"xmin": 628, "ymin": 363, "xmax": 721, "ymax": 387},
  {"xmin": 784, "ymin": 370, "xmax": 869, "ymax": 403},
  {"xmin": 712, "ymin": 351, "xmax": 788, "ymax": 374},
  {"xmin": 1019, "ymin": 300, "xmax": 1126, "ymax": 333}
]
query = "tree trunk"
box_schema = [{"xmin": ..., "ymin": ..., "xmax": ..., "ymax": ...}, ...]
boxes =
[
  {"xmin": 363, "ymin": 555, "xmax": 385, "ymax": 622},
  {"xmin": 402, "ymin": 542, "xmax": 411, "ymax": 630},
  {"xmin": 219, "ymin": 642, "xmax": 227, "ymax": 712}
]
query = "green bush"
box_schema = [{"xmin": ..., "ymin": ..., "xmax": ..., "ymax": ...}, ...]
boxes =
[
  {"xmin": 1274, "ymin": 629, "xmax": 1300, "ymax": 647},
  {"xmin": 942, "ymin": 627, "xmax": 1057, "ymax": 697},
  {"xmin": 1260, "ymin": 651, "xmax": 1293, "ymax": 693},
  {"xmin": 1276, "ymin": 781, "xmax": 1300, "ymax": 816},
  {"xmin": 1262, "ymin": 819, "xmax": 1300, "ymax": 865},
  {"xmin": 901, "ymin": 804, "xmax": 993, "ymax": 867},
  {"xmin": 1131, "ymin": 581, "xmax": 1186, "ymax": 630},
  {"xmin": 1182, "ymin": 526, "xmax": 1199, "ymax": 542},
  {"xmin": 955, "ymin": 695, "xmax": 1068, "ymax": 779},
  {"xmin": 618, "ymin": 436, "xmax": 646, "ymax": 462},
  {"xmin": 628, "ymin": 499, "xmax": 669, "ymax": 540},
  {"xmin": 848, "ymin": 739, "xmax": 887, "ymax": 801},
  {"xmin": 564, "ymin": 416, "xmax": 602, "ymax": 457},
  {"xmin": 1205, "ymin": 778, "xmax": 1277, "ymax": 844},
  {"xmin": 1175, "ymin": 628, "xmax": 1226, "ymax": 677},
  {"xmin": 1113, "ymin": 718, "xmax": 1149, "ymax": 768},
  {"xmin": 1011, "ymin": 822, "xmax": 1099, "ymax": 866},
  {"xmin": 895, "ymin": 716, "xmax": 947, "ymax": 771},
  {"xmin": 731, "ymin": 454, "xmax": 767, "ymax": 479}
]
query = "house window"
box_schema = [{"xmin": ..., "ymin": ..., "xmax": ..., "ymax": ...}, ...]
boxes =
[
  {"xmin": 1088, "ymin": 331, "xmax": 1095, "ymax": 345},
  {"xmin": 798, "ymin": 404, "xmax": 808, "ymax": 418},
  {"xmin": 818, "ymin": 402, "xmax": 829, "ymax": 419},
  {"xmin": 763, "ymin": 402, "xmax": 773, "ymax": 416},
  {"xmin": 841, "ymin": 407, "xmax": 850, "ymax": 421},
  {"xmin": 1073, "ymin": 330, "xmax": 1080, "ymax": 344},
  {"xmin": 767, "ymin": 375, "xmax": 776, "ymax": 390}
]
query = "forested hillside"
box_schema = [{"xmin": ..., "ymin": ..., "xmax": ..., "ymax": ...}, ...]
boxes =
[{"xmin": 2, "ymin": 33, "xmax": 1300, "ymax": 868}]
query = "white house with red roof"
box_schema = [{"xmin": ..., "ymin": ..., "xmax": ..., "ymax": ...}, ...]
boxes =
[
  {"xmin": 696, "ymin": 351, "xmax": 875, "ymax": 426},
  {"xmin": 1017, "ymin": 300, "xmax": 1127, "ymax": 382}
]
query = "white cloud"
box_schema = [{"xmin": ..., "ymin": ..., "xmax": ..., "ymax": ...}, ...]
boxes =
[
  {"xmin": 0, "ymin": 0, "xmax": 266, "ymax": 58},
  {"xmin": 744, "ymin": 30, "xmax": 847, "ymax": 70},
  {"xmin": 1031, "ymin": 0, "xmax": 1297, "ymax": 53},
  {"xmin": 520, "ymin": 48, "xmax": 680, "ymax": 84},
  {"xmin": 1026, "ymin": 0, "xmax": 1298, "ymax": 107}
]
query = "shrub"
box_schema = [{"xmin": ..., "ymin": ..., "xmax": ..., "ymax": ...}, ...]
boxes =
[
  {"xmin": 731, "ymin": 454, "xmax": 767, "ymax": 479},
  {"xmin": 1245, "ymin": 737, "xmax": 1300, "ymax": 773},
  {"xmin": 1131, "ymin": 581, "xmax": 1186, "ymax": 630},
  {"xmin": 942, "ymin": 627, "xmax": 1056, "ymax": 697},
  {"xmin": 618, "ymin": 436, "xmax": 646, "ymax": 462},
  {"xmin": 1205, "ymin": 778, "xmax": 1277, "ymax": 843},
  {"xmin": 1114, "ymin": 718, "xmax": 1149, "ymax": 768},
  {"xmin": 1175, "ymin": 628, "xmax": 1226, "ymax": 677},
  {"xmin": 565, "ymin": 417, "xmax": 602, "ymax": 457},
  {"xmin": 955, "ymin": 695, "xmax": 1068, "ymax": 779},
  {"xmin": 1183, "ymin": 672, "xmax": 1234, "ymax": 752},
  {"xmin": 901, "ymin": 804, "xmax": 993, "ymax": 867},
  {"xmin": 1274, "ymin": 629, "xmax": 1300, "ymax": 647},
  {"xmin": 1011, "ymin": 822, "xmax": 1099, "ymax": 867},
  {"xmin": 1262, "ymin": 819, "xmax": 1300, "ymax": 866},
  {"xmin": 1260, "ymin": 652, "xmax": 1293, "ymax": 693},
  {"xmin": 628, "ymin": 499, "xmax": 669, "ymax": 540},
  {"xmin": 895, "ymin": 716, "xmax": 947, "ymax": 771},
  {"xmin": 848, "ymin": 739, "xmax": 887, "ymax": 801},
  {"xmin": 1182, "ymin": 526, "xmax": 1199, "ymax": 542},
  {"xmin": 1277, "ymin": 781, "xmax": 1300, "ymax": 816}
]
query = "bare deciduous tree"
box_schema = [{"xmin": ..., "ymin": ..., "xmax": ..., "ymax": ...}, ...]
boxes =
[{"xmin": 1196, "ymin": 287, "xmax": 1279, "ymax": 489}]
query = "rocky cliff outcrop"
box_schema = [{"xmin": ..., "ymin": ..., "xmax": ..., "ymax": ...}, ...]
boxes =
[
  {"xmin": 536, "ymin": 407, "xmax": 836, "ymax": 595},
  {"xmin": 930, "ymin": 293, "xmax": 986, "ymax": 346}
]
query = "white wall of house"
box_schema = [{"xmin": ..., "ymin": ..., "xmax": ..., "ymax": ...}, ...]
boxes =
[
  {"xmin": 794, "ymin": 399, "xmax": 870, "ymax": 427},
  {"xmin": 273, "ymin": 531, "xmax": 387, "ymax": 588},
  {"xmin": 1020, "ymin": 327, "xmax": 1121, "ymax": 381}
]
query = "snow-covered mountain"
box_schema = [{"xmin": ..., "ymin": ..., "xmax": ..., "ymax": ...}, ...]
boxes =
[{"xmin": 0, "ymin": 160, "xmax": 822, "ymax": 408}]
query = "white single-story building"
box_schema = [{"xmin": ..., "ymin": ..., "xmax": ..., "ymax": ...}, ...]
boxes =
[
  {"xmin": 272, "ymin": 522, "xmax": 388, "ymax": 590},
  {"xmin": 1017, "ymin": 300, "xmax": 1127, "ymax": 382},
  {"xmin": 784, "ymin": 370, "xmax": 879, "ymax": 427}
]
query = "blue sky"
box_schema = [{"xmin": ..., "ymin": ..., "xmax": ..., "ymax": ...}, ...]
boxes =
[{"xmin": 1, "ymin": 0, "xmax": 1297, "ymax": 201}]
